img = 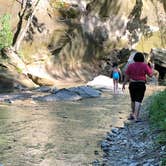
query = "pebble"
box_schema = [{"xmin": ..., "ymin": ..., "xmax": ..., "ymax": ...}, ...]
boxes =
[{"xmin": 93, "ymin": 117, "xmax": 165, "ymax": 165}]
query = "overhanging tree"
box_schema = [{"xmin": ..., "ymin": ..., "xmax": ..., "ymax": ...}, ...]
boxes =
[{"xmin": 0, "ymin": 0, "xmax": 41, "ymax": 87}]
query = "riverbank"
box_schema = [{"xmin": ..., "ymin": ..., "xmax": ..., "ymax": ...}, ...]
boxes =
[{"xmin": 93, "ymin": 85, "xmax": 166, "ymax": 166}]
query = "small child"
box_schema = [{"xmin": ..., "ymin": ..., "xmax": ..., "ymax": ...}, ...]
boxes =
[{"xmin": 111, "ymin": 62, "xmax": 121, "ymax": 94}]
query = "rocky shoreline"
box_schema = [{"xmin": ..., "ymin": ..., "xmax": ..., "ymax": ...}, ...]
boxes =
[{"xmin": 93, "ymin": 104, "xmax": 165, "ymax": 166}]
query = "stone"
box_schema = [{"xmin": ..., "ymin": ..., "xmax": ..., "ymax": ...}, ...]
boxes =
[
  {"xmin": 33, "ymin": 88, "xmax": 82, "ymax": 101},
  {"xmin": 0, "ymin": 74, "xmax": 14, "ymax": 92},
  {"xmin": 87, "ymin": 75, "xmax": 122, "ymax": 90},
  {"xmin": 68, "ymin": 86, "xmax": 101, "ymax": 98},
  {"xmin": 27, "ymin": 73, "xmax": 55, "ymax": 86},
  {"xmin": 32, "ymin": 86, "xmax": 52, "ymax": 92},
  {"xmin": 151, "ymin": 48, "xmax": 166, "ymax": 80}
]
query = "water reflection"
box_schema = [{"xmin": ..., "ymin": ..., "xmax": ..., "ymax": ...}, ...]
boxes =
[{"xmin": 0, "ymin": 91, "xmax": 130, "ymax": 166}]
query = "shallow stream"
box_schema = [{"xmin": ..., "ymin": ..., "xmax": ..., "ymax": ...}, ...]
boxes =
[{"xmin": 0, "ymin": 85, "xmax": 163, "ymax": 166}]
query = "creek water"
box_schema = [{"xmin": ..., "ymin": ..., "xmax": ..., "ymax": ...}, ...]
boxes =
[{"xmin": 0, "ymin": 85, "xmax": 163, "ymax": 166}]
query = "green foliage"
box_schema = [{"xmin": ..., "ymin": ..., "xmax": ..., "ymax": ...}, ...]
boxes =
[
  {"xmin": 148, "ymin": 89, "xmax": 166, "ymax": 165},
  {"xmin": 15, "ymin": 66, "xmax": 23, "ymax": 74},
  {"xmin": 50, "ymin": 0, "xmax": 79, "ymax": 19},
  {"xmin": 50, "ymin": 0, "xmax": 65, "ymax": 9},
  {"xmin": 148, "ymin": 89, "xmax": 166, "ymax": 143},
  {"xmin": 0, "ymin": 14, "xmax": 13, "ymax": 50},
  {"xmin": 161, "ymin": 154, "xmax": 166, "ymax": 166}
]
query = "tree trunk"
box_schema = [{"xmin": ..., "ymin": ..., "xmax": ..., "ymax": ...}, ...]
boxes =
[
  {"xmin": 13, "ymin": 0, "xmax": 40, "ymax": 51},
  {"xmin": 0, "ymin": 0, "xmax": 42, "ymax": 88},
  {"xmin": 1, "ymin": 47, "xmax": 38, "ymax": 88}
]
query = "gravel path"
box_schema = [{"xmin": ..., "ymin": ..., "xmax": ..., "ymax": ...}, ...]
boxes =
[{"xmin": 93, "ymin": 86, "xmax": 166, "ymax": 166}]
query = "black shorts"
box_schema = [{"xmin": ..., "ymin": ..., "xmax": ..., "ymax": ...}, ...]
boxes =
[{"xmin": 129, "ymin": 82, "xmax": 146, "ymax": 102}]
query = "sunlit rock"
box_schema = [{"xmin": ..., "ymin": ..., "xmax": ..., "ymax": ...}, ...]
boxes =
[
  {"xmin": 87, "ymin": 75, "xmax": 122, "ymax": 91},
  {"xmin": 152, "ymin": 48, "xmax": 166, "ymax": 80},
  {"xmin": 27, "ymin": 73, "xmax": 55, "ymax": 86}
]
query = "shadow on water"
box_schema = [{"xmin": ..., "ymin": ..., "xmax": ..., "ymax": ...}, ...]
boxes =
[{"xmin": 0, "ymin": 90, "xmax": 137, "ymax": 166}]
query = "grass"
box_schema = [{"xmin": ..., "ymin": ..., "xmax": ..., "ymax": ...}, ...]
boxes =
[{"xmin": 147, "ymin": 89, "xmax": 166, "ymax": 165}]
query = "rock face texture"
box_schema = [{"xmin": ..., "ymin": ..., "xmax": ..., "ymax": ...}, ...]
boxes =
[
  {"xmin": 0, "ymin": 0, "xmax": 165, "ymax": 88},
  {"xmin": 152, "ymin": 48, "xmax": 166, "ymax": 80}
]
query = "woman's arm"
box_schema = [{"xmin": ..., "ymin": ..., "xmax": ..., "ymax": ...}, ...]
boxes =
[
  {"xmin": 118, "ymin": 68, "xmax": 122, "ymax": 81},
  {"xmin": 147, "ymin": 62, "xmax": 153, "ymax": 77},
  {"xmin": 122, "ymin": 74, "xmax": 129, "ymax": 90}
]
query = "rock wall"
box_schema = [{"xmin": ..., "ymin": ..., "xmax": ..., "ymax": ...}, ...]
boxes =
[{"xmin": 0, "ymin": 0, "xmax": 165, "ymax": 83}]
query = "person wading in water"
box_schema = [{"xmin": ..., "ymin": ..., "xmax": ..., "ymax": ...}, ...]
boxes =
[{"xmin": 112, "ymin": 62, "xmax": 121, "ymax": 94}]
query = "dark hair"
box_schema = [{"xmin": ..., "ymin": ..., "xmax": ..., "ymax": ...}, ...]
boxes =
[
  {"xmin": 133, "ymin": 52, "xmax": 144, "ymax": 62},
  {"xmin": 112, "ymin": 62, "xmax": 118, "ymax": 67}
]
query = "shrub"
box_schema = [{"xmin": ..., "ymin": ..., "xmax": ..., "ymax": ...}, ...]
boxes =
[
  {"xmin": 148, "ymin": 89, "xmax": 166, "ymax": 147},
  {"xmin": 0, "ymin": 14, "xmax": 13, "ymax": 50},
  {"xmin": 149, "ymin": 89, "xmax": 166, "ymax": 133},
  {"xmin": 148, "ymin": 89, "xmax": 166, "ymax": 165}
]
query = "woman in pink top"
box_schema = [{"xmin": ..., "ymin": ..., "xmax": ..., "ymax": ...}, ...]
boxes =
[{"xmin": 122, "ymin": 52, "xmax": 153, "ymax": 122}]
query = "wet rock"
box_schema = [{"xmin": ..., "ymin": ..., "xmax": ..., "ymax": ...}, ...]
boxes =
[
  {"xmin": 105, "ymin": 135, "xmax": 113, "ymax": 142},
  {"xmin": 94, "ymin": 150, "xmax": 99, "ymax": 155},
  {"xmin": 111, "ymin": 127, "xmax": 119, "ymax": 134},
  {"xmin": 4, "ymin": 99, "xmax": 14, "ymax": 104},
  {"xmin": 101, "ymin": 140, "xmax": 110, "ymax": 149},
  {"xmin": 0, "ymin": 92, "xmax": 33, "ymax": 103},
  {"xmin": 14, "ymin": 83, "xmax": 28, "ymax": 91},
  {"xmin": 34, "ymin": 86, "xmax": 101, "ymax": 102},
  {"xmin": 129, "ymin": 162, "xmax": 139, "ymax": 166},
  {"xmin": 0, "ymin": 85, "xmax": 101, "ymax": 103},
  {"xmin": 33, "ymin": 88, "xmax": 82, "ymax": 101},
  {"xmin": 92, "ymin": 159, "xmax": 100, "ymax": 166},
  {"xmin": 32, "ymin": 86, "xmax": 52, "ymax": 92},
  {"xmin": 68, "ymin": 86, "xmax": 101, "ymax": 98},
  {"xmin": 51, "ymin": 88, "xmax": 59, "ymax": 93}
]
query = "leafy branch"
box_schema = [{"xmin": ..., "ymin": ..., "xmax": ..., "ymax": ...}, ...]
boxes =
[{"xmin": 0, "ymin": 14, "xmax": 13, "ymax": 50}]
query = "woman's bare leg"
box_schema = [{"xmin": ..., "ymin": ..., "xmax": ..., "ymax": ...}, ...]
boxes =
[
  {"xmin": 116, "ymin": 80, "xmax": 118, "ymax": 92},
  {"xmin": 133, "ymin": 101, "xmax": 141, "ymax": 120},
  {"xmin": 129, "ymin": 102, "xmax": 135, "ymax": 119},
  {"xmin": 113, "ymin": 80, "xmax": 116, "ymax": 93},
  {"xmin": 131, "ymin": 102, "xmax": 135, "ymax": 114}
]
